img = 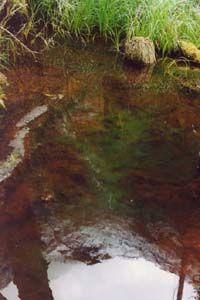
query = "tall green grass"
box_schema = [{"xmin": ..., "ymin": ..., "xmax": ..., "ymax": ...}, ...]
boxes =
[
  {"xmin": 0, "ymin": 37, "xmax": 9, "ymax": 68},
  {"xmin": 1, "ymin": 0, "xmax": 200, "ymax": 59},
  {"xmin": 127, "ymin": 0, "xmax": 200, "ymax": 55},
  {"xmin": 36, "ymin": 0, "xmax": 141, "ymax": 49},
  {"xmin": 35, "ymin": 0, "xmax": 200, "ymax": 54}
]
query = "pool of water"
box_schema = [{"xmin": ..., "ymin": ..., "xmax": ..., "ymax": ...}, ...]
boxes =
[{"xmin": 1, "ymin": 43, "xmax": 200, "ymax": 300}]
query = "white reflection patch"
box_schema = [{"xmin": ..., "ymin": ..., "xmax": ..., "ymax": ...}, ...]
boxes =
[
  {"xmin": 48, "ymin": 257, "xmax": 196, "ymax": 300},
  {"xmin": 1, "ymin": 281, "xmax": 20, "ymax": 300}
]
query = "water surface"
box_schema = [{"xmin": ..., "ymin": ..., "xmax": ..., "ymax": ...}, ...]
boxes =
[{"xmin": 0, "ymin": 43, "xmax": 200, "ymax": 300}]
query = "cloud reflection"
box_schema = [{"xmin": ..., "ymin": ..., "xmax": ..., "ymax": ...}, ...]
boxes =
[
  {"xmin": 48, "ymin": 257, "xmax": 196, "ymax": 300},
  {"xmin": 1, "ymin": 281, "xmax": 20, "ymax": 300}
]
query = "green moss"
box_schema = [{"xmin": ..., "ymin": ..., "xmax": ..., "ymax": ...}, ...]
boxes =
[
  {"xmin": 179, "ymin": 40, "xmax": 200, "ymax": 63},
  {"xmin": 73, "ymin": 110, "xmax": 151, "ymax": 208}
]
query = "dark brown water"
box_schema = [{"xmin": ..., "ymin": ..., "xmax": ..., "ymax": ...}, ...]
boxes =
[{"xmin": 1, "ymin": 43, "xmax": 200, "ymax": 300}]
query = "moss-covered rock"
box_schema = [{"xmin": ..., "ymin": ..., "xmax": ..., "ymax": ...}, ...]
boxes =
[
  {"xmin": 124, "ymin": 37, "xmax": 156, "ymax": 65},
  {"xmin": 178, "ymin": 40, "xmax": 200, "ymax": 64}
]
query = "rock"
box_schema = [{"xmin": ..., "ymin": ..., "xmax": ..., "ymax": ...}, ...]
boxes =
[
  {"xmin": 124, "ymin": 37, "xmax": 156, "ymax": 65},
  {"xmin": 178, "ymin": 40, "xmax": 200, "ymax": 64},
  {"xmin": 124, "ymin": 64, "xmax": 154, "ymax": 84}
]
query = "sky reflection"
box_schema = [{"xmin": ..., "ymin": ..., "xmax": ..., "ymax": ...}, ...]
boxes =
[
  {"xmin": 48, "ymin": 257, "xmax": 196, "ymax": 300},
  {"xmin": 1, "ymin": 281, "xmax": 20, "ymax": 300}
]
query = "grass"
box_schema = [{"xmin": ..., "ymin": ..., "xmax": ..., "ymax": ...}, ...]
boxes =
[
  {"xmin": 37, "ymin": 0, "xmax": 200, "ymax": 54},
  {"xmin": 127, "ymin": 0, "xmax": 200, "ymax": 55},
  {"xmin": 37, "ymin": 0, "xmax": 140, "ymax": 49},
  {"xmin": 0, "ymin": 0, "xmax": 200, "ymax": 59},
  {"xmin": 0, "ymin": 43, "xmax": 7, "ymax": 68}
]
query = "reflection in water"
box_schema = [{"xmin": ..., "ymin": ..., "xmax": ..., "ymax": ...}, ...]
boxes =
[
  {"xmin": 1, "ymin": 282, "xmax": 19, "ymax": 300},
  {"xmin": 1, "ymin": 44, "xmax": 200, "ymax": 300},
  {"xmin": 0, "ymin": 217, "xmax": 54, "ymax": 300},
  {"xmin": 0, "ymin": 105, "xmax": 48, "ymax": 183},
  {"xmin": 48, "ymin": 257, "xmax": 196, "ymax": 300}
]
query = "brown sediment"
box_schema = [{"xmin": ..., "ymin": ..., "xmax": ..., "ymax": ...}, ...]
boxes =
[
  {"xmin": 4, "ymin": 65, "xmax": 68, "ymax": 104},
  {"xmin": 122, "ymin": 170, "xmax": 200, "ymax": 210}
]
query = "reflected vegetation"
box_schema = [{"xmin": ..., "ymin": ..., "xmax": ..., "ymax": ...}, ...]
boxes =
[{"xmin": 1, "ymin": 43, "xmax": 200, "ymax": 299}]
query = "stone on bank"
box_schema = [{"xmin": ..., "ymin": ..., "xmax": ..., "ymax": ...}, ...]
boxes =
[{"xmin": 124, "ymin": 37, "xmax": 156, "ymax": 65}]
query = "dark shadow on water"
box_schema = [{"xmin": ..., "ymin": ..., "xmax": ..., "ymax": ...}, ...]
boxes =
[{"xmin": 0, "ymin": 184, "xmax": 54, "ymax": 300}]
